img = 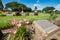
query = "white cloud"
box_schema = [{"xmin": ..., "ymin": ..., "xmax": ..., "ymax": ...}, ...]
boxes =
[
  {"xmin": 26, "ymin": 4, "xmax": 34, "ymax": 10},
  {"xmin": 27, "ymin": 3, "xmax": 41, "ymax": 10},
  {"xmin": 33, "ymin": 4, "xmax": 41, "ymax": 10},
  {"xmin": 56, "ymin": 4, "xmax": 60, "ymax": 8},
  {"xmin": 55, "ymin": 4, "xmax": 60, "ymax": 10},
  {"xmin": 33, "ymin": 4, "xmax": 41, "ymax": 7}
]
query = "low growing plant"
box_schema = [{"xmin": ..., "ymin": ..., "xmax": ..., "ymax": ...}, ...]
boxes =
[{"xmin": 5, "ymin": 19, "xmax": 33, "ymax": 40}]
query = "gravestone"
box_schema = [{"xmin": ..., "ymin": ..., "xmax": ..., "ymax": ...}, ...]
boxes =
[
  {"xmin": 55, "ymin": 18, "xmax": 60, "ymax": 26},
  {"xmin": 15, "ymin": 11, "xmax": 21, "ymax": 16},
  {"xmin": 7, "ymin": 14, "xmax": 14, "ymax": 16},
  {"xmin": 34, "ymin": 10, "xmax": 38, "ymax": 16},
  {"xmin": 20, "ymin": 9, "xmax": 24, "ymax": 16},
  {"xmin": 29, "ymin": 13, "xmax": 34, "ymax": 16},
  {"xmin": 32, "ymin": 20, "xmax": 59, "ymax": 40}
]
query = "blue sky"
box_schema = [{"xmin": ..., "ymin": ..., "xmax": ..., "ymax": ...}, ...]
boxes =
[{"xmin": 2, "ymin": 0, "xmax": 60, "ymax": 10}]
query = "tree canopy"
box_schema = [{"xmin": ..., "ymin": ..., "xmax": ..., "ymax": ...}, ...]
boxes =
[
  {"xmin": 42, "ymin": 7, "xmax": 55, "ymax": 13},
  {"xmin": 5, "ymin": 2, "xmax": 32, "ymax": 12},
  {"xmin": 0, "ymin": 0, "xmax": 4, "ymax": 10}
]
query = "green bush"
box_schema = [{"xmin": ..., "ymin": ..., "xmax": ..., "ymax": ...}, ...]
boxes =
[
  {"xmin": 49, "ymin": 13, "xmax": 57, "ymax": 20},
  {"xmin": 0, "ymin": 13, "xmax": 6, "ymax": 16},
  {"xmin": 0, "ymin": 11, "xmax": 2, "ymax": 14}
]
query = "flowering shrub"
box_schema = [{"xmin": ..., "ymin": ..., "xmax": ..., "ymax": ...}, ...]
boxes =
[
  {"xmin": 6, "ymin": 19, "xmax": 32, "ymax": 40},
  {"xmin": 8, "ymin": 29, "xmax": 17, "ymax": 35}
]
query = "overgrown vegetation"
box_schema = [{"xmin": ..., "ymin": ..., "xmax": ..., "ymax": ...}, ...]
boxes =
[{"xmin": 0, "ymin": 19, "xmax": 34, "ymax": 40}]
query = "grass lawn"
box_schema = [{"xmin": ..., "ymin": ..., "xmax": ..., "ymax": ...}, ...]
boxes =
[{"xmin": 0, "ymin": 13, "xmax": 60, "ymax": 29}]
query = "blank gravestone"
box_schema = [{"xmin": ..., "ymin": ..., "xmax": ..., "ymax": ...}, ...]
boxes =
[
  {"xmin": 55, "ymin": 18, "xmax": 60, "ymax": 26},
  {"xmin": 32, "ymin": 20, "xmax": 59, "ymax": 40}
]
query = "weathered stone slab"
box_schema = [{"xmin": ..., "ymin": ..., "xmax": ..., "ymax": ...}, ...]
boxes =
[
  {"xmin": 32, "ymin": 20, "xmax": 59, "ymax": 36},
  {"xmin": 32, "ymin": 20, "xmax": 59, "ymax": 40}
]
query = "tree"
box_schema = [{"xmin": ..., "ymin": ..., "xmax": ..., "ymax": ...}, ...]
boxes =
[
  {"xmin": 5, "ymin": 2, "xmax": 20, "ymax": 11},
  {"xmin": 5, "ymin": 2, "xmax": 32, "ymax": 12},
  {"xmin": 0, "ymin": 0, "xmax": 4, "ymax": 11},
  {"xmin": 23, "ymin": 7, "xmax": 32, "ymax": 12},
  {"xmin": 42, "ymin": 7, "xmax": 55, "ymax": 13},
  {"xmin": 34, "ymin": 6, "xmax": 37, "ymax": 11}
]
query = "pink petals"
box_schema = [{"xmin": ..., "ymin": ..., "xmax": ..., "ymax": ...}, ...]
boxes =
[
  {"xmin": 26, "ymin": 24, "xmax": 31, "ymax": 27},
  {"xmin": 25, "ymin": 21, "xmax": 30, "ymax": 24},
  {"xmin": 16, "ymin": 20, "xmax": 22, "ymax": 27},
  {"xmin": 8, "ymin": 29, "xmax": 17, "ymax": 34},
  {"xmin": 10, "ymin": 19, "xmax": 31, "ymax": 34},
  {"xmin": 11, "ymin": 19, "xmax": 22, "ymax": 27},
  {"xmin": 18, "ymin": 20, "xmax": 23, "ymax": 23},
  {"xmin": 16, "ymin": 23, "xmax": 22, "ymax": 27},
  {"xmin": 11, "ymin": 19, "xmax": 16, "ymax": 25},
  {"xmin": 23, "ymin": 19, "xmax": 30, "ymax": 25}
]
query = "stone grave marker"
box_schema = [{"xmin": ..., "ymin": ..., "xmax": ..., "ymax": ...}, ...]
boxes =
[{"xmin": 32, "ymin": 20, "xmax": 59, "ymax": 40}]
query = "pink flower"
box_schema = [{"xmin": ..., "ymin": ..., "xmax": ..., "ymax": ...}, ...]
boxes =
[
  {"xmin": 11, "ymin": 21, "xmax": 16, "ymax": 25},
  {"xmin": 16, "ymin": 23, "xmax": 22, "ymax": 27},
  {"xmin": 8, "ymin": 29, "xmax": 17, "ymax": 34},
  {"xmin": 25, "ymin": 21, "xmax": 30, "ymax": 24},
  {"xmin": 23, "ymin": 19, "xmax": 30, "ymax": 24},
  {"xmin": 18, "ymin": 20, "xmax": 23, "ymax": 23},
  {"xmin": 26, "ymin": 24, "xmax": 31, "ymax": 27},
  {"xmin": 11, "ymin": 19, "xmax": 16, "ymax": 25}
]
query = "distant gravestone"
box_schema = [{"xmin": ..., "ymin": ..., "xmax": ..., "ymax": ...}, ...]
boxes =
[
  {"xmin": 34, "ymin": 10, "xmax": 38, "ymax": 16},
  {"xmin": 15, "ymin": 11, "xmax": 21, "ymax": 16},
  {"xmin": 20, "ymin": 10, "xmax": 24, "ymax": 16},
  {"xmin": 29, "ymin": 13, "xmax": 34, "ymax": 16},
  {"xmin": 7, "ymin": 14, "xmax": 14, "ymax": 16}
]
